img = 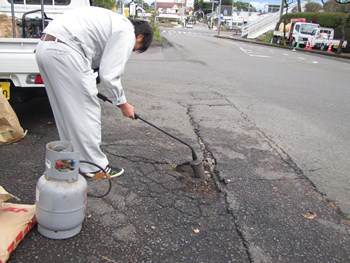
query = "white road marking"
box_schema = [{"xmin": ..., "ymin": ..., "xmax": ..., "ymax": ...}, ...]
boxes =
[{"xmin": 249, "ymin": 54, "xmax": 270, "ymax": 58}]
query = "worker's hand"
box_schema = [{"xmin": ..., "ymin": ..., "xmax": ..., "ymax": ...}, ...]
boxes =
[{"xmin": 118, "ymin": 103, "xmax": 135, "ymax": 120}]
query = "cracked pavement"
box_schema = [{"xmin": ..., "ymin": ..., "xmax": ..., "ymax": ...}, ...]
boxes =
[{"xmin": 2, "ymin": 40, "xmax": 350, "ymax": 262}]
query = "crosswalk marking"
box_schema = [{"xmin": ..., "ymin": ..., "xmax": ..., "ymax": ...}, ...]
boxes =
[{"xmin": 161, "ymin": 29, "xmax": 216, "ymax": 37}]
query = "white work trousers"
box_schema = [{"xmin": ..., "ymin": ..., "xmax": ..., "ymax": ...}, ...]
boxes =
[{"xmin": 35, "ymin": 40, "xmax": 108, "ymax": 173}]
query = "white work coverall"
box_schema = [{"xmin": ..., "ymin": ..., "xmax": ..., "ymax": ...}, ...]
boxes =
[{"xmin": 35, "ymin": 7, "xmax": 136, "ymax": 172}]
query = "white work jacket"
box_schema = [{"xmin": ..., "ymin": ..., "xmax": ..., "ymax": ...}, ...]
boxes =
[{"xmin": 43, "ymin": 6, "xmax": 136, "ymax": 105}]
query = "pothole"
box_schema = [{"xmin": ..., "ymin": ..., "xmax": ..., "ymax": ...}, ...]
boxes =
[{"xmin": 174, "ymin": 157, "xmax": 217, "ymax": 196}]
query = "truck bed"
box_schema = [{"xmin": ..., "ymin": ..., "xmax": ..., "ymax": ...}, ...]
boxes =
[{"xmin": 0, "ymin": 38, "xmax": 39, "ymax": 74}]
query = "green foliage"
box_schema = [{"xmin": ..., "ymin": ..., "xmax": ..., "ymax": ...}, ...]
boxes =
[
  {"xmin": 324, "ymin": 1, "xmax": 350, "ymax": 12},
  {"xmin": 234, "ymin": 1, "xmax": 257, "ymax": 12},
  {"xmin": 196, "ymin": 0, "xmax": 216, "ymax": 11},
  {"xmin": 221, "ymin": 0, "xmax": 232, "ymax": 5},
  {"xmin": 196, "ymin": 0, "xmax": 256, "ymax": 12},
  {"xmin": 280, "ymin": 12, "xmax": 349, "ymax": 28},
  {"xmin": 257, "ymin": 30, "xmax": 274, "ymax": 42},
  {"xmin": 134, "ymin": 0, "xmax": 149, "ymax": 10},
  {"xmin": 151, "ymin": 24, "xmax": 162, "ymax": 42},
  {"xmin": 93, "ymin": 0, "xmax": 115, "ymax": 9}
]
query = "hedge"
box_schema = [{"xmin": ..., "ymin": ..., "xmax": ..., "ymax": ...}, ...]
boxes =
[{"xmin": 279, "ymin": 12, "xmax": 349, "ymax": 28}]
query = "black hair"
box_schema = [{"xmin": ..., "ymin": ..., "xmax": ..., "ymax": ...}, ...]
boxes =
[{"xmin": 129, "ymin": 19, "xmax": 153, "ymax": 53}]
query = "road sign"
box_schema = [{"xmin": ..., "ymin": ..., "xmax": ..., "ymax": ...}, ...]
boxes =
[{"xmin": 130, "ymin": 2, "xmax": 136, "ymax": 16}]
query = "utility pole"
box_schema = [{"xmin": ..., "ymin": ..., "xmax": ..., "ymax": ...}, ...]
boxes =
[
  {"xmin": 141, "ymin": 0, "xmax": 144, "ymax": 19},
  {"xmin": 154, "ymin": 0, "xmax": 157, "ymax": 26},
  {"xmin": 279, "ymin": 0, "xmax": 284, "ymax": 20},
  {"xmin": 182, "ymin": 0, "xmax": 185, "ymax": 27},
  {"xmin": 211, "ymin": 1, "xmax": 214, "ymax": 28},
  {"xmin": 217, "ymin": 0, "xmax": 222, "ymax": 35}
]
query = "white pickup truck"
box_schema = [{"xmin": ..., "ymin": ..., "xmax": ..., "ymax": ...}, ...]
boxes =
[
  {"xmin": 308, "ymin": 27, "xmax": 348, "ymax": 51},
  {"xmin": 0, "ymin": 0, "xmax": 91, "ymax": 103},
  {"xmin": 272, "ymin": 18, "xmax": 320, "ymax": 47}
]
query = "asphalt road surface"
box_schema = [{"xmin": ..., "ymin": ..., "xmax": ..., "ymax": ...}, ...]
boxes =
[
  {"xmin": 2, "ymin": 25, "xmax": 350, "ymax": 262},
  {"xmin": 161, "ymin": 25, "xmax": 350, "ymax": 217}
]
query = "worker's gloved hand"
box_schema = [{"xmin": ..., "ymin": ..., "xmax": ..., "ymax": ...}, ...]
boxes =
[{"xmin": 118, "ymin": 103, "xmax": 135, "ymax": 120}]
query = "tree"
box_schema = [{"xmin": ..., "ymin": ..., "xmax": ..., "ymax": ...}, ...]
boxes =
[
  {"xmin": 93, "ymin": 0, "xmax": 116, "ymax": 9},
  {"xmin": 234, "ymin": 1, "xmax": 257, "ymax": 12},
  {"xmin": 322, "ymin": 0, "xmax": 350, "ymax": 54},
  {"xmin": 304, "ymin": 2, "xmax": 322, "ymax": 12},
  {"xmin": 134, "ymin": 0, "xmax": 150, "ymax": 11},
  {"xmin": 324, "ymin": 0, "xmax": 349, "ymax": 12},
  {"xmin": 297, "ymin": 0, "xmax": 301, "ymax": 12},
  {"xmin": 338, "ymin": 6, "xmax": 350, "ymax": 54}
]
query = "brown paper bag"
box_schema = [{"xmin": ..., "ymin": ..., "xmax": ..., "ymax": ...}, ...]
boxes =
[
  {"xmin": 0, "ymin": 14, "xmax": 20, "ymax": 38},
  {"xmin": 0, "ymin": 89, "xmax": 26, "ymax": 144},
  {"xmin": 0, "ymin": 186, "xmax": 36, "ymax": 263}
]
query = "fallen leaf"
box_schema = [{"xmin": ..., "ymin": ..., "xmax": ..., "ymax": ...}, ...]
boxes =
[
  {"xmin": 301, "ymin": 212, "xmax": 317, "ymax": 220},
  {"xmin": 344, "ymin": 219, "xmax": 350, "ymax": 228},
  {"xmin": 193, "ymin": 228, "xmax": 200, "ymax": 234},
  {"xmin": 329, "ymin": 202, "xmax": 339, "ymax": 212},
  {"xmin": 170, "ymin": 163, "xmax": 177, "ymax": 169}
]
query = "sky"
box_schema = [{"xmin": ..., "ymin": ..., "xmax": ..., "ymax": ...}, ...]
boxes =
[
  {"xmin": 250, "ymin": 0, "xmax": 281, "ymax": 11},
  {"xmin": 144, "ymin": 0, "xmax": 323, "ymax": 13},
  {"xmin": 248, "ymin": 0, "xmax": 323, "ymax": 12},
  {"xmin": 239, "ymin": 0, "xmax": 325, "ymax": 12}
]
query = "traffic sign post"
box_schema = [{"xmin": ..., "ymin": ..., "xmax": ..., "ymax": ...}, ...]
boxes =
[{"xmin": 130, "ymin": 1, "xmax": 136, "ymax": 17}]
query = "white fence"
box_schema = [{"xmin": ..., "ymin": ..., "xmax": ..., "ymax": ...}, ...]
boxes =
[{"xmin": 241, "ymin": 1, "xmax": 307, "ymax": 39}]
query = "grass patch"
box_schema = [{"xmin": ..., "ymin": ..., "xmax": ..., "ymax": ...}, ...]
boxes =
[
  {"xmin": 152, "ymin": 24, "xmax": 162, "ymax": 42},
  {"xmin": 256, "ymin": 30, "xmax": 274, "ymax": 43}
]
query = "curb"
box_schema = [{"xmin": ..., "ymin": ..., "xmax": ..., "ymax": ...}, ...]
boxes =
[{"xmin": 215, "ymin": 33, "xmax": 350, "ymax": 60}]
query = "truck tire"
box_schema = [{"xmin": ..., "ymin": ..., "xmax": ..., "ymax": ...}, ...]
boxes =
[
  {"xmin": 277, "ymin": 37, "xmax": 282, "ymax": 45},
  {"xmin": 320, "ymin": 44, "xmax": 326, "ymax": 51}
]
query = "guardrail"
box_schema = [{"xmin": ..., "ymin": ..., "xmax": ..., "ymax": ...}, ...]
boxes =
[
  {"xmin": 241, "ymin": 12, "xmax": 280, "ymax": 39},
  {"xmin": 241, "ymin": 1, "xmax": 306, "ymax": 39}
]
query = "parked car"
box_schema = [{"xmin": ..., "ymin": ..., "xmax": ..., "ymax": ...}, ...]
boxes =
[{"xmin": 186, "ymin": 22, "xmax": 193, "ymax": 28}]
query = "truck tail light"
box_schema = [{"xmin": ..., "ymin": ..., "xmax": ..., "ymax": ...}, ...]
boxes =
[
  {"xmin": 26, "ymin": 74, "xmax": 44, "ymax": 84},
  {"xmin": 35, "ymin": 75, "xmax": 44, "ymax": 84}
]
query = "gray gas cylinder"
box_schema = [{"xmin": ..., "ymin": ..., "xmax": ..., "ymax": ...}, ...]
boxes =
[{"xmin": 36, "ymin": 141, "xmax": 87, "ymax": 239}]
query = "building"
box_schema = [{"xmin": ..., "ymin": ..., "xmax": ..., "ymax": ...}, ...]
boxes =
[{"xmin": 154, "ymin": 0, "xmax": 194, "ymax": 23}]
